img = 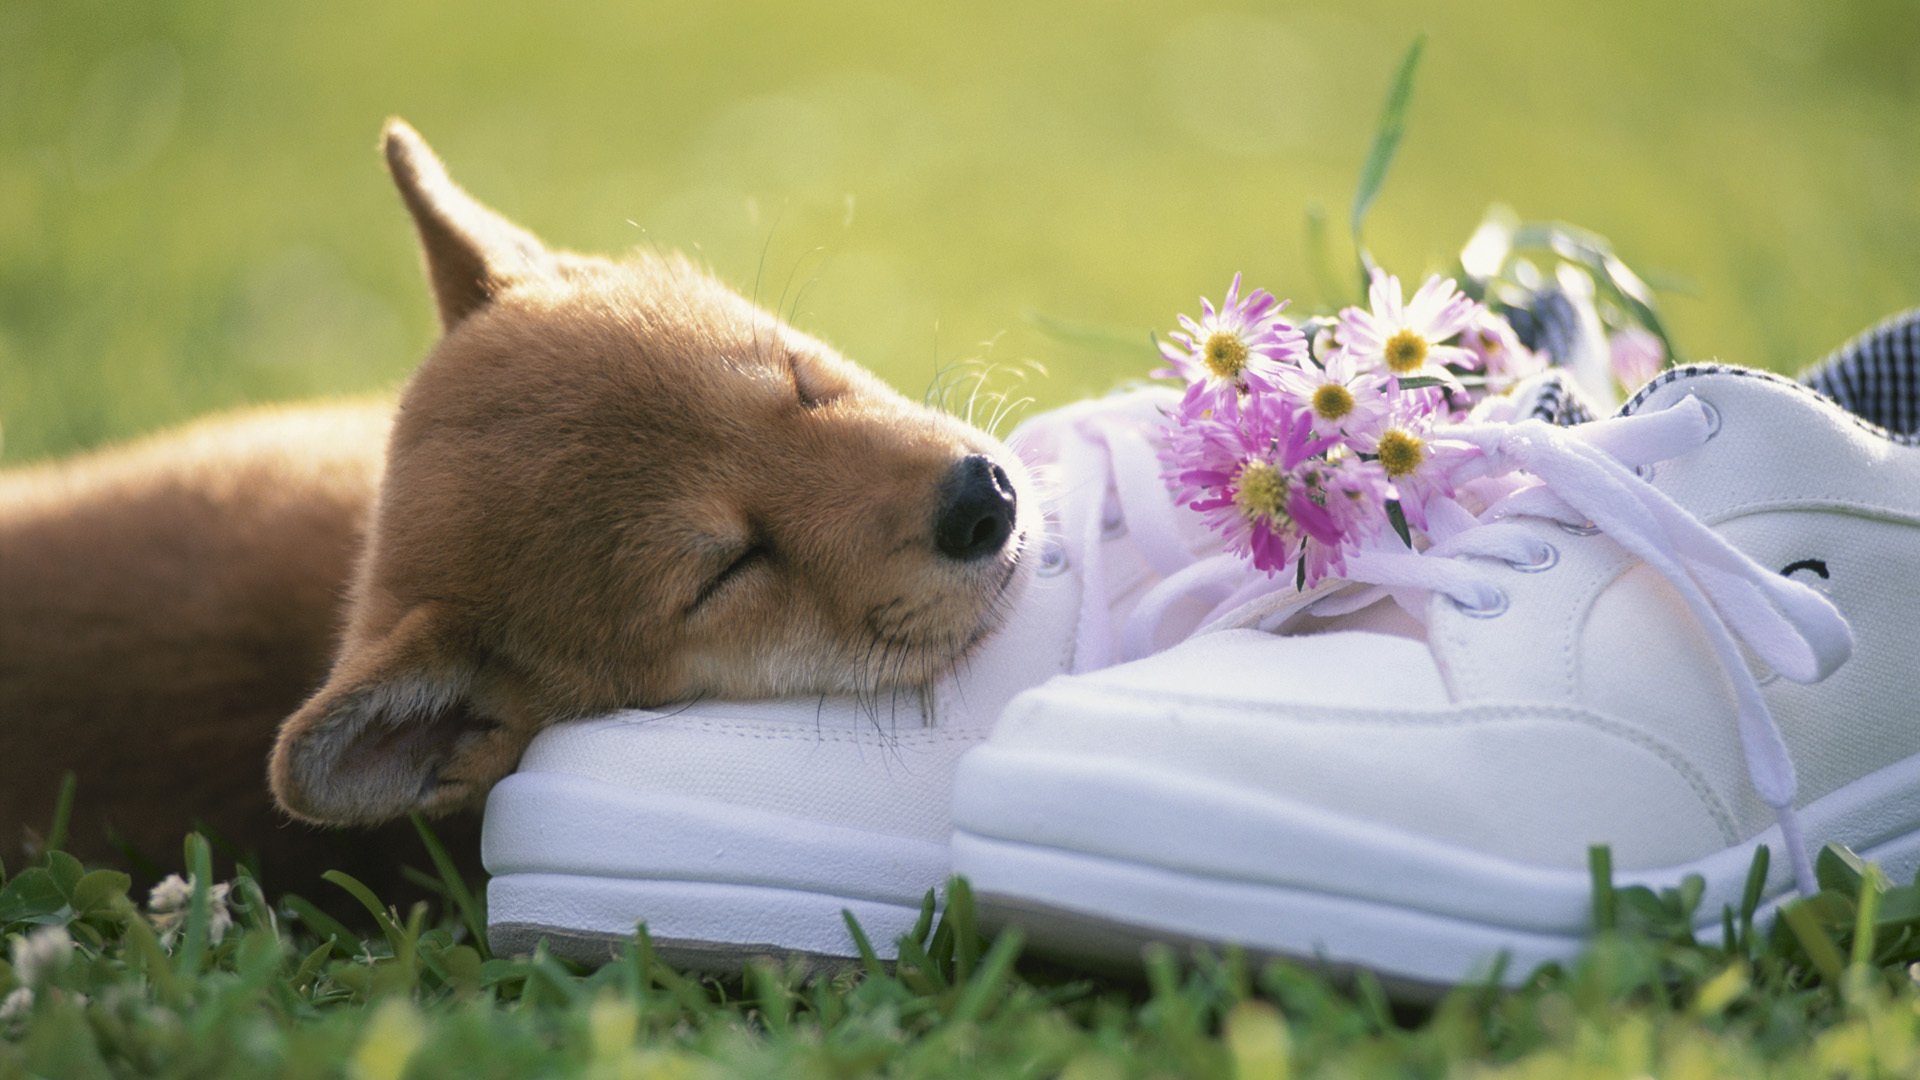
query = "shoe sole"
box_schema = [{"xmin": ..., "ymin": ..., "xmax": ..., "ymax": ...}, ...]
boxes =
[
  {"xmin": 951, "ymin": 745, "xmax": 1920, "ymax": 991},
  {"xmin": 484, "ymin": 771, "xmax": 946, "ymax": 969}
]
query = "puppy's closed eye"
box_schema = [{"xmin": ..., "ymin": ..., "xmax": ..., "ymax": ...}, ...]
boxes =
[{"xmin": 688, "ymin": 542, "xmax": 771, "ymax": 615}]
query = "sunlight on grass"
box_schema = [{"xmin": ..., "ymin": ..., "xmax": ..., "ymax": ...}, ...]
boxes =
[{"xmin": 1, "ymin": 0, "xmax": 1915, "ymax": 461}]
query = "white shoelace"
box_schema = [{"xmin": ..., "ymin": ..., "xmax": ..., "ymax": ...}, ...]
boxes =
[
  {"xmin": 1015, "ymin": 393, "xmax": 1270, "ymax": 672},
  {"xmin": 1325, "ymin": 394, "xmax": 1852, "ymax": 894}
]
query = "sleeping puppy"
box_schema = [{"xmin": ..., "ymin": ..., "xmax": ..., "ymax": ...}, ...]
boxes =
[{"xmin": 0, "ymin": 121, "xmax": 1032, "ymax": 890}]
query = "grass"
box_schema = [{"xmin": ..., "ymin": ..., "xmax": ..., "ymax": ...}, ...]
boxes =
[
  {"xmin": 9, "ymin": 4, "xmax": 1920, "ymax": 1075},
  {"xmin": 8, "ymin": 778, "xmax": 1920, "ymax": 1077},
  {"xmin": 3, "ymin": 1, "xmax": 1917, "ymax": 462}
]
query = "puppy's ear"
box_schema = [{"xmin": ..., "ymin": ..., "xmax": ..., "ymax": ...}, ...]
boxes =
[
  {"xmin": 382, "ymin": 118, "xmax": 552, "ymax": 330},
  {"xmin": 269, "ymin": 604, "xmax": 514, "ymax": 825}
]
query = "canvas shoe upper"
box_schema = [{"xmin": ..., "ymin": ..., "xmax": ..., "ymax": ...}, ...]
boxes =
[
  {"xmin": 952, "ymin": 351, "xmax": 1920, "ymax": 992},
  {"xmin": 483, "ymin": 386, "xmax": 1256, "ymax": 967}
]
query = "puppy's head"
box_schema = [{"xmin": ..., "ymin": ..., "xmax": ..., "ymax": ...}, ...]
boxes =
[{"xmin": 269, "ymin": 121, "xmax": 1032, "ymax": 825}]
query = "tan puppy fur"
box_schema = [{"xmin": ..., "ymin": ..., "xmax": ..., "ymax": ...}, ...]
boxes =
[{"xmin": 1, "ymin": 122, "xmax": 1031, "ymax": 884}]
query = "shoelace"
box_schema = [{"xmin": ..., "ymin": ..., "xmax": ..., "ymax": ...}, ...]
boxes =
[
  {"xmin": 1014, "ymin": 392, "xmax": 1271, "ymax": 672},
  {"xmin": 1323, "ymin": 394, "xmax": 1852, "ymax": 895}
]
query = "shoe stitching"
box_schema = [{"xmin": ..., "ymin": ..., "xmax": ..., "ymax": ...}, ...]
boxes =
[
  {"xmin": 1053, "ymin": 686, "xmax": 1743, "ymax": 843},
  {"xmin": 1623, "ymin": 362, "xmax": 1920, "ymax": 448},
  {"xmin": 588, "ymin": 719, "xmax": 996, "ymax": 745}
]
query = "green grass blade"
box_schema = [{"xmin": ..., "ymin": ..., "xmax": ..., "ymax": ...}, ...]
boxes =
[
  {"xmin": 1738, "ymin": 844, "xmax": 1769, "ymax": 952},
  {"xmin": 322, "ymin": 870, "xmax": 407, "ymax": 957},
  {"xmin": 283, "ymin": 892, "xmax": 357, "ymax": 957},
  {"xmin": 1589, "ymin": 845, "xmax": 1617, "ymax": 933},
  {"xmin": 842, "ymin": 909, "xmax": 888, "ymax": 979},
  {"xmin": 409, "ymin": 813, "xmax": 488, "ymax": 957},
  {"xmin": 949, "ymin": 926, "xmax": 1023, "ymax": 1025},
  {"xmin": 1348, "ymin": 35, "xmax": 1426, "ymax": 243},
  {"xmin": 174, "ymin": 833, "xmax": 215, "ymax": 977},
  {"xmin": 1781, "ymin": 899, "xmax": 1847, "ymax": 984},
  {"xmin": 948, "ymin": 876, "xmax": 982, "ymax": 981},
  {"xmin": 1852, "ymin": 864, "xmax": 1885, "ymax": 970},
  {"xmin": 44, "ymin": 771, "xmax": 77, "ymax": 855},
  {"xmin": 1304, "ymin": 204, "xmax": 1347, "ymax": 309}
]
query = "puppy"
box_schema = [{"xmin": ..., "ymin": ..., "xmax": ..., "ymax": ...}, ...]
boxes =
[{"xmin": 0, "ymin": 121, "xmax": 1032, "ymax": 890}]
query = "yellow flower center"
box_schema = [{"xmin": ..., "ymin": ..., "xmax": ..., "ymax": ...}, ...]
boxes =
[
  {"xmin": 1204, "ymin": 331, "xmax": 1249, "ymax": 380},
  {"xmin": 1311, "ymin": 383, "xmax": 1355, "ymax": 421},
  {"xmin": 1377, "ymin": 428, "xmax": 1426, "ymax": 478},
  {"xmin": 1385, "ymin": 328, "xmax": 1429, "ymax": 374},
  {"xmin": 1233, "ymin": 461, "xmax": 1287, "ymax": 522}
]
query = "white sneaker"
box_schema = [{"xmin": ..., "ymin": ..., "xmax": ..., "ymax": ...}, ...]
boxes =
[
  {"xmin": 483, "ymin": 388, "xmax": 1252, "ymax": 967},
  {"xmin": 952, "ymin": 360, "xmax": 1920, "ymax": 992}
]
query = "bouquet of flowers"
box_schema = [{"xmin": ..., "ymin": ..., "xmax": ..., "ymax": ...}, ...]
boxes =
[{"xmin": 1152, "ymin": 40, "xmax": 1677, "ymax": 591}]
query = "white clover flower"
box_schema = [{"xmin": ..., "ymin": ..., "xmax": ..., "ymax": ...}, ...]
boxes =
[
  {"xmin": 147, "ymin": 874, "xmax": 234, "ymax": 948},
  {"xmin": 0, "ymin": 987, "xmax": 33, "ymax": 1022},
  {"xmin": 9, "ymin": 925, "xmax": 73, "ymax": 985}
]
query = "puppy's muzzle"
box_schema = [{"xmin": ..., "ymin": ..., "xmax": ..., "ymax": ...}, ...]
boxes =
[{"xmin": 934, "ymin": 454, "xmax": 1017, "ymax": 561}]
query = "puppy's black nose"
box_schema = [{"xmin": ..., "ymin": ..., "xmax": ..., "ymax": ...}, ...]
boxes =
[{"xmin": 935, "ymin": 454, "xmax": 1016, "ymax": 561}]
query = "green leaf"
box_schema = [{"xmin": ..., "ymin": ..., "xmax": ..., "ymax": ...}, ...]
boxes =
[
  {"xmin": 1393, "ymin": 376, "xmax": 1449, "ymax": 390},
  {"xmin": 70, "ymin": 870, "xmax": 131, "ymax": 917},
  {"xmin": 0, "ymin": 867, "xmax": 69, "ymax": 923},
  {"xmin": 1385, "ymin": 500, "xmax": 1413, "ymax": 549},
  {"xmin": 1349, "ymin": 35, "xmax": 1426, "ymax": 244},
  {"xmin": 1816, "ymin": 844, "xmax": 1868, "ymax": 899},
  {"xmin": 45, "ymin": 851, "xmax": 84, "ymax": 901}
]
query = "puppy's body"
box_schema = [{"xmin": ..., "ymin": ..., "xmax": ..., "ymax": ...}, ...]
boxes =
[
  {"xmin": 0, "ymin": 404, "xmax": 405, "ymax": 876},
  {"xmin": 0, "ymin": 122, "xmax": 1030, "ymax": 886}
]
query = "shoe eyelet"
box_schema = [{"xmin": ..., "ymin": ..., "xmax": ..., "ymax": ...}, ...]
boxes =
[
  {"xmin": 1037, "ymin": 538, "xmax": 1070, "ymax": 577},
  {"xmin": 1450, "ymin": 587, "xmax": 1509, "ymax": 618},
  {"xmin": 1634, "ymin": 463, "xmax": 1657, "ymax": 481},
  {"xmin": 1505, "ymin": 544, "xmax": 1559, "ymax": 573},
  {"xmin": 1695, "ymin": 395, "xmax": 1722, "ymax": 440},
  {"xmin": 1557, "ymin": 520, "xmax": 1601, "ymax": 536}
]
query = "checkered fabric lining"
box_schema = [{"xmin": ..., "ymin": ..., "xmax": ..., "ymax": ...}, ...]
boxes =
[
  {"xmin": 1799, "ymin": 308, "xmax": 1920, "ymax": 437},
  {"xmin": 1521, "ymin": 370, "xmax": 1600, "ymax": 427}
]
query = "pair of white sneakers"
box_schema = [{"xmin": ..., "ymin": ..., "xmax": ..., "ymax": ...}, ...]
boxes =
[{"xmin": 485, "ymin": 314, "xmax": 1920, "ymax": 991}]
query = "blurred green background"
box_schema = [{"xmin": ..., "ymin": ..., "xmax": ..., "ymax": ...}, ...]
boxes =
[{"xmin": 1, "ymin": 0, "xmax": 1914, "ymax": 462}]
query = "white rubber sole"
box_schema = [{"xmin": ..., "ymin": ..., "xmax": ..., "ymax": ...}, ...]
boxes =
[
  {"xmin": 484, "ymin": 771, "xmax": 946, "ymax": 969},
  {"xmin": 951, "ymin": 744, "xmax": 1920, "ymax": 991}
]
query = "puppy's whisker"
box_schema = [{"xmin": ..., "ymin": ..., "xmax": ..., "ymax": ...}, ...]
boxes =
[{"xmin": 776, "ymin": 245, "xmax": 830, "ymax": 332}]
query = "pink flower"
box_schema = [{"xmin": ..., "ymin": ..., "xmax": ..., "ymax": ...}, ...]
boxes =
[
  {"xmin": 1166, "ymin": 393, "xmax": 1336, "ymax": 575},
  {"xmin": 1296, "ymin": 453, "xmax": 1394, "ymax": 585},
  {"xmin": 1458, "ymin": 308, "xmax": 1547, "ymax": 395},
  {"xmin": 1272, "ymin": 347, "xmax": 1392, "ymax": 444},
  {"xmin": 1609, "ymin": 326, "xmax": 1666, "ymax": 390},
  {"xmin": 1348, "ymin": 401, "xmax": 1480, "ymax": 532},
  {"xmin": 1158, "ymin": 274, "xmax": 1307, "ymax": 405},
  {"xmin": 1338, "ymin": 272, "xmax": 1479, "ymax": 388}
]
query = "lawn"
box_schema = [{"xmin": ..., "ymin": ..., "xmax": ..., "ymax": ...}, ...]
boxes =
[
  {"xmin": 2, "ymin": 0, "xmax": 1915, "ymax": 461},
  {"xmin": 6, "ymin": 1, "xmax": 1920, "ymax": 1075},
  {"xmin": 7, "ymin": 798, "xmax": 1920, "ymax": 1078}
]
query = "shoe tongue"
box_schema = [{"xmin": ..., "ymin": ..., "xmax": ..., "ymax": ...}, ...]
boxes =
[{"xmin": 1199, "ymin": 578, "xmax": 1432, "ymax": 644}]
